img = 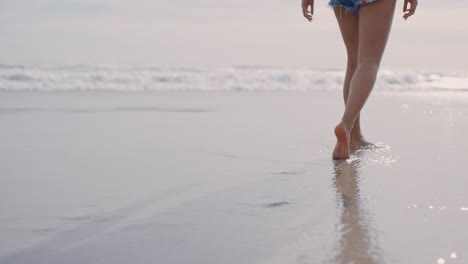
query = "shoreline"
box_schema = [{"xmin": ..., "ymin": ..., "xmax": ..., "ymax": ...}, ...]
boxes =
[{"xmin": 1, "ymin": 90, "xmax": 467, "ymax": 263}]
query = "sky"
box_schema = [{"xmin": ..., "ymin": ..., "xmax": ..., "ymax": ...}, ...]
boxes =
[{"xmin": 0, "ymin": 0, "xmax": 467, "ymax": 69}]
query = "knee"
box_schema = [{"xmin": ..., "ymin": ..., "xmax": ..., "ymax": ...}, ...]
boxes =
[
  {"xmin": 346, "ymin": 60, "xmax": 357, "ymax": 71},
  {"xmin": 346, "ymin": 52, "xmax": 358, "ymax": 71},
  {"xmin": 357, "ymin": 59, "xmax": 380, "ymax": 73}
]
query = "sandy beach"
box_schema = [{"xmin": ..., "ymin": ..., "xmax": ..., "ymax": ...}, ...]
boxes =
[
  {"xmin": 2, "ymin": 0, "xmax": 467, "ymax": 261},
  {"xmin": 1, "ymin": 90, "xmax": 468, "ymax": 264}
]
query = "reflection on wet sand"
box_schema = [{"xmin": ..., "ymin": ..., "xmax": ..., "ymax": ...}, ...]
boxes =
[{"xmin": 332, "ymin": 158, "xmax": 382, "ymax": 264}]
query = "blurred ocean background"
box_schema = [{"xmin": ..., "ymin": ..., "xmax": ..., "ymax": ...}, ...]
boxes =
[{"xmin": 1, "ymin": 64, "xmax": 467, "ymax": 92}]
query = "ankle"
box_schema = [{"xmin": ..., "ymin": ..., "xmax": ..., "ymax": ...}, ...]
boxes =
[
  {"xmin": 350, "ymin": 133, "xmax": 364, "ymax": 141},
  {"xmin": 339, "ymin": 120, "xmax": 354, "ymax": 131}
]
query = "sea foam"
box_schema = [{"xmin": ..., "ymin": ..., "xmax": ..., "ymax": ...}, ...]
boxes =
[{"xmin": 1, "ymin": 64, "xmax": 467, "ymax": 92}]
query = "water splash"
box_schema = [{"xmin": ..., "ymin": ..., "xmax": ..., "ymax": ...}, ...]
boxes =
[{"xmin": 347, "ymin": 142, "xmax": 398, "ymax": 166}]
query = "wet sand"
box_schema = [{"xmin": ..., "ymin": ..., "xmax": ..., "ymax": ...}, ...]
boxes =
[{"xmin": 1, "ymin": 90, "xmax": 467, "ymax": 264}]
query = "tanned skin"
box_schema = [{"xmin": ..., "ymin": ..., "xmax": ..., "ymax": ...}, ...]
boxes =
[{"xmin": 301, "ymin": 0, "xmax": 418, "ymax": 159}]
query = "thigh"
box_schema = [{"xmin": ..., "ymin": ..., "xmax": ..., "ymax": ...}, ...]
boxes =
[
  {"xmin": 333, "ymin": 6, "xmax": 359, "ymax": 61},
  {"xmin": 357, "ymin": 0, "xmax": 396, "ymax": 63}
]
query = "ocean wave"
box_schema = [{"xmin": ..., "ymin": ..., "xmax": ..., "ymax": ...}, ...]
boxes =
[{"xmin": 0, "ymin": 64, "xmax": 467, "ymax": 92}]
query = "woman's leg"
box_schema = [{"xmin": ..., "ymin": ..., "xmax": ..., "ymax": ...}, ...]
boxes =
[
  {"xmin": 333, "ymin": 0, "xmax": 396, "ymax": 159},
  {"xmin": 332, "ymin": 6, "xmax": 371, "ymax": 151}
]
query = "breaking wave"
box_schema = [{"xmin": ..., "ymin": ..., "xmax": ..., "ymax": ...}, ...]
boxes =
[{"xmin": 1, "ymin": 64, "xmax": 467, "ymax": 92}]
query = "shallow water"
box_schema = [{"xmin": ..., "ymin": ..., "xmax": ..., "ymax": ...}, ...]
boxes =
[{"xmin": 0, "ymin": 91, "xmax": 467, "ymax": 263}]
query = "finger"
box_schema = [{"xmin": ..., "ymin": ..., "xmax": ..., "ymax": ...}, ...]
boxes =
[
  {"xmin": 408, "ymin": 1, "xmax": 417, "ymax": 13},
  {"xmin": 403, "ymin": 9, "xmax": 415, "ymax": 20},
  {"xmin": 403, "ymin": 0, "xmax": 409, "ymax": 12}
]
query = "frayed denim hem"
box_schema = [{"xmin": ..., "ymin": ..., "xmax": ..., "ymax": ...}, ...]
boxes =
[{"xmin": 328, "ymin": 0, "xmax": 378, "ymax": 12}]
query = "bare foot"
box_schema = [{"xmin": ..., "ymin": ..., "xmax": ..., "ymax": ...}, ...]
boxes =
[
  {"xmin": 332, "ymin": 123, "xmax": 351, "ymax": 160},
  {"xmin": 350, "ymin": 136, "xmax": 374, "ymax": 151}
]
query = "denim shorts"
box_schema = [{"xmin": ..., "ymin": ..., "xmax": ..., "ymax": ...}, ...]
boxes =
[{"xmin": 328, "ymin": 0, "xmax": 378, "ymax": 12}]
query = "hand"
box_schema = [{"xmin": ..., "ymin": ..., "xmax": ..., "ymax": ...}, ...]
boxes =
[
  {"xmin": 302, "ymin": 0, "xmax": 314, "ymax": 22},
  {"xmin": 403, "ymin": 0, "xmax": 418, "ymax": 20}
]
